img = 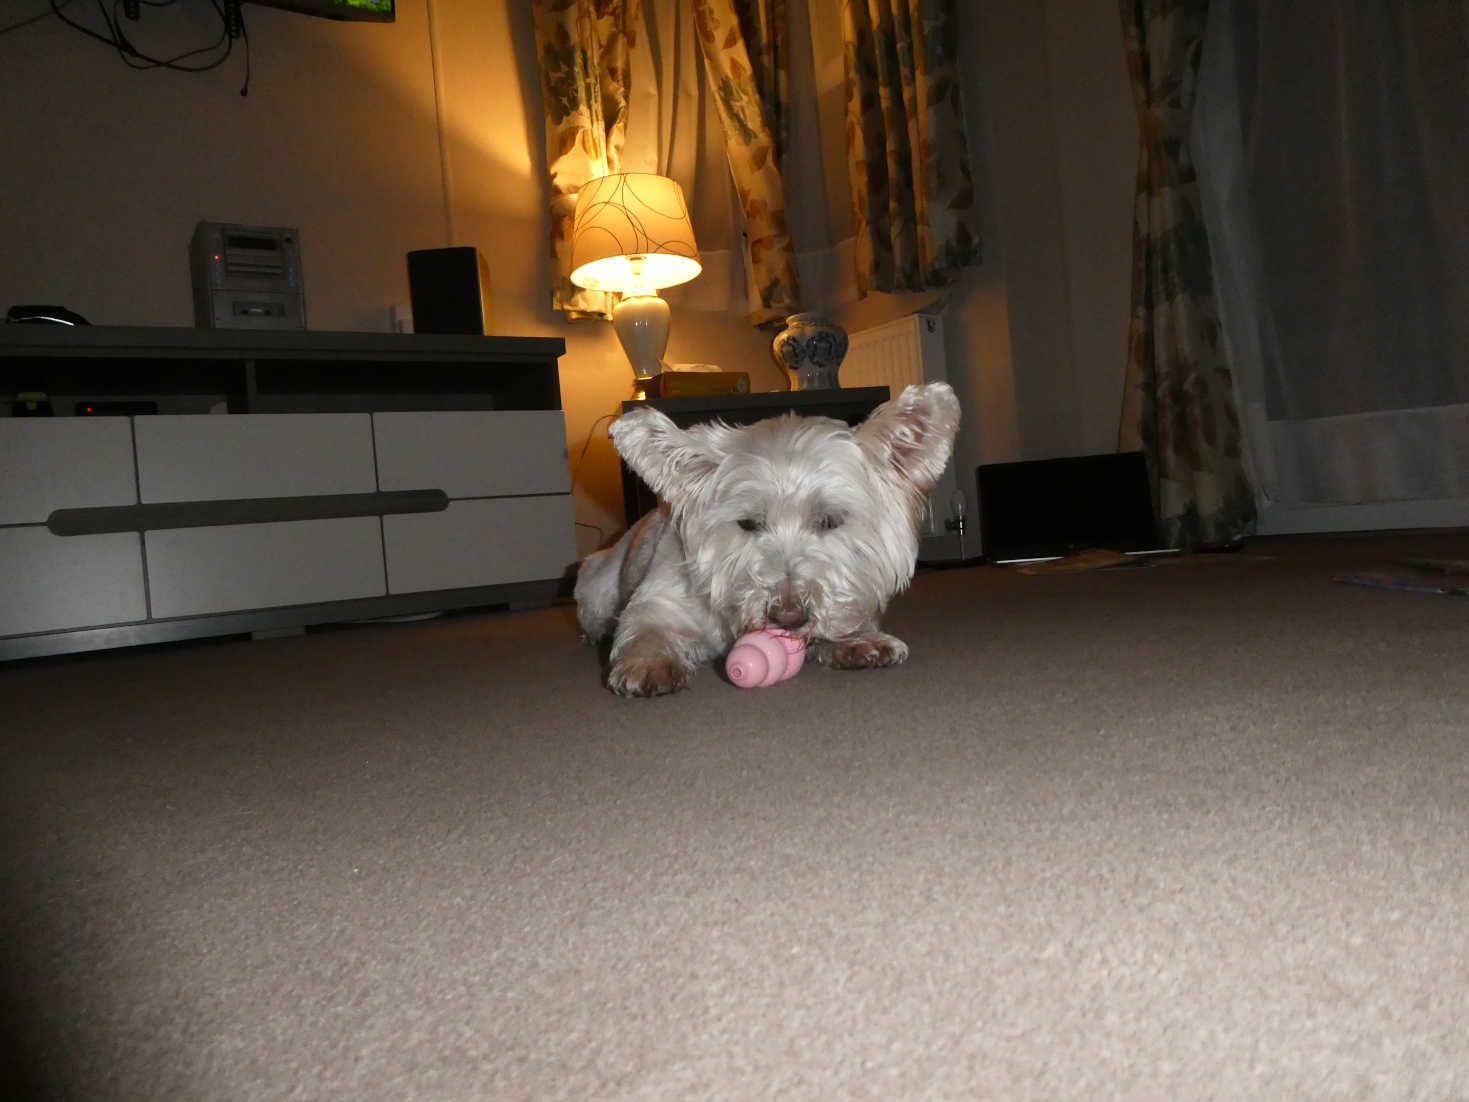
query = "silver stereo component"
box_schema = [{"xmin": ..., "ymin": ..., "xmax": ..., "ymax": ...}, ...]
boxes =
[{"xmin": 190, "ymin": 221, "xmax": 306, "ymax": 330}]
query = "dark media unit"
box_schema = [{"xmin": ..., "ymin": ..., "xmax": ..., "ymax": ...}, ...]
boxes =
[
  {"xmin": 1, "ymin": 326, "xmax": 573, "ymax": 661},
  {"xmin": 1, "ymin": 325, "xmax": 561, "ymax": 416}
]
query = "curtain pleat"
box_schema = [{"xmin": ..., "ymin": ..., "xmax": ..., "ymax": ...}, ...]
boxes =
[
  {"xmin": 531, "ymin": 0, "xmax": 637, "ymax": 320},
  {"xmin": 1118, "ymin": 0, "xmax": 1255, "ymax": 548},
  {"xmin": 839, "ymin": 0, "xmax": 980, "ymax": 296},
  {"xmin": 692, "ymin": 0, "xmax": 804, "ymax": 326}
]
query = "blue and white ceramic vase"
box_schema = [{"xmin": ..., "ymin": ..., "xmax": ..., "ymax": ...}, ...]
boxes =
[{"xmin": 771, "ymin": 312, "xmax": 848, "ymax": 391}]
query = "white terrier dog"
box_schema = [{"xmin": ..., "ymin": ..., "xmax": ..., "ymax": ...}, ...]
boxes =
[{"xmin": 575, "ymin": 382, "xmax": 961, "ymax": 696}]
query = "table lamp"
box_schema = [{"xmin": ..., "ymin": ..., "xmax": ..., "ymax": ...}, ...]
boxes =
[{"xmin": 568, "ymin": 173, "xmax": 702, "ymax": 389}]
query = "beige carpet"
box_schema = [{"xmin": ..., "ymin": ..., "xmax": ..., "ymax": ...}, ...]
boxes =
[{"xmin": 3, "ymin": 531, "xmax": 1468, "ymax": 1100}]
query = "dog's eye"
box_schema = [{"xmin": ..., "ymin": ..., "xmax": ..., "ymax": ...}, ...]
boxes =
[
  {"xmin": 737, "ymin": 517, "xmax": 765, "ymax": 533},
  {"xmin": 817, "ymin": 513, "xmax": 844, "ymax": 531}
]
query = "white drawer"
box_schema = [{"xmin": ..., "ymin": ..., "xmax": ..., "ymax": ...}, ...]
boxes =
[
  {"xmin": 381, "ymin": 495, "xmax": 575, "ymax": 594},
  {"xmin": 0, "ymin": 418, "xmax": 137, "ymax": 524},
  {"xmin": 134, "ymin": 414, "xmax": 376, "ymax": 503},
  {"xmin": 372, "ymin": 411, "xmax": 570, "ymax": 499},
  {"xmin": 145, "ymin": 517, "xmax": 386, "ymax": 618},
  {"xmin": 0, "ymin": 528, "xmax": 146, "ymax": 636}
]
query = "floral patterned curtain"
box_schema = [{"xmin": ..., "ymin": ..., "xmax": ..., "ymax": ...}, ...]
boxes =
[
  {"xmin": 727, "ymin": 0, "xmax": 790, "ymax": 160},
  {"xmin": 692, "ymin": 0, "xmax": 803, "ymax": 325},
  {"xmin": 1118, "ymin": 0, "xmax": 1255, "ymax": 548},
  {"xmin": 839, "ymin": 0, "xmax": 980, "ymax": 295},
  {"xmin": 531, "ymin": 0, "xmax": 637, "ymax": 320}
]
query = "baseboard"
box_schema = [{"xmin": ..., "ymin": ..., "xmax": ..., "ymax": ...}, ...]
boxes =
[{"xmin": 1257, "ymin": 497, "xmax": 1469, "ymax": 535}]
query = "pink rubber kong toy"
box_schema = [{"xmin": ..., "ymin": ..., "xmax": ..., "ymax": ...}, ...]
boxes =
[{"xmin": 725, "ymin": 629, "xmax": 807, "ymax": 688}]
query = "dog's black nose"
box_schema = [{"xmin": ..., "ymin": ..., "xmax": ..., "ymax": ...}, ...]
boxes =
[{"xmin": 767, "ymin": 597, "xmax": 809, "ymax": 630}]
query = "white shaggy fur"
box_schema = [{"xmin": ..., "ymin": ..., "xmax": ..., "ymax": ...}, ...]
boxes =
[{"xmin": 575, "ymin": 382, "xmax": 961, "ymax": 696}]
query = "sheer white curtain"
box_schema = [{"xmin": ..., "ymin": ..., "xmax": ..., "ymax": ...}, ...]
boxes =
[{"xmin": 1195, "ymin": 0, "xmax": 1469, "ymax": 531}]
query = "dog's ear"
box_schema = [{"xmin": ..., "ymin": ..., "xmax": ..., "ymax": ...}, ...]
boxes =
[
  {"xmin": 609, "ymin": 406, "xmax": 735, "ymax": 506},
  {"xmin": 855, "ymin": 382, "xmax": 961, "ymax": 494}
]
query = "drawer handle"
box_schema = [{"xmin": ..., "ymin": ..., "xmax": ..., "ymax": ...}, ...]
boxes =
[{"xmin": 47, "ymin": 489, "xmax": 449, "ymax": 536}]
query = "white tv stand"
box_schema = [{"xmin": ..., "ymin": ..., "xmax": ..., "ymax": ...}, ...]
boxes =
[{"xmin": 0, "ymin": 326, "xmax": 575, "ymax": 661}]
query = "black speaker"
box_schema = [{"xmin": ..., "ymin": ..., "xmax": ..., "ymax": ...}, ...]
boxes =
[{"xmin": 406, "ymin": 247, "xmax": 492, "ymax": 335}]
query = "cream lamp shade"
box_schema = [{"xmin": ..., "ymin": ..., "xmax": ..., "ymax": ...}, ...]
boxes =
[
  {"xmin": 569, "ymin": 173, "xmax": 702, "ymax": 293},
  {"xmin": 568, "ymin": 173, "xmax": 703, "ymax": 387}
]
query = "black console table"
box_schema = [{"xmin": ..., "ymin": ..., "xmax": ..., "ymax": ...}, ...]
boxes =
[
  {"xmin": 619, "ymin": 386, "xmax": 891, "ymax": 525},
  {"xmin": 1, "ymin": 325, "xmax": 563, "ymax": 415}
]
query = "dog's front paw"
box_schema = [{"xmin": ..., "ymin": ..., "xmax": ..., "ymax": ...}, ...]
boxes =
[
  {"xmin": 812, "ymin": 632, "xmax": 910, "ymax": 670},
  {"xmin": 608, "ymin": 655, "xmax": 693, "ymax": 697}
]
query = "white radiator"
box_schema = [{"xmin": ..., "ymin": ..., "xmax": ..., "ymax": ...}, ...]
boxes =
[{"xmin": 840, "ymin": 313, "xmax": 962, "ymax": 537}]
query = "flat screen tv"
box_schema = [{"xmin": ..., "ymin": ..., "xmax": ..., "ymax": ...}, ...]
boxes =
[{"xmin": 248, "ymin": 0, "xmax": 394, "ymax": 21}]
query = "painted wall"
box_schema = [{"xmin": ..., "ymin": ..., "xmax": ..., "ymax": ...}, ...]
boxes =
[
  {"xmin": 0, "ymin": 3, "xmax": 444, "ymax": 333},
  {"xmin": 0, "ymin": 0, "xmax": 1136, "ymax": 557}
]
